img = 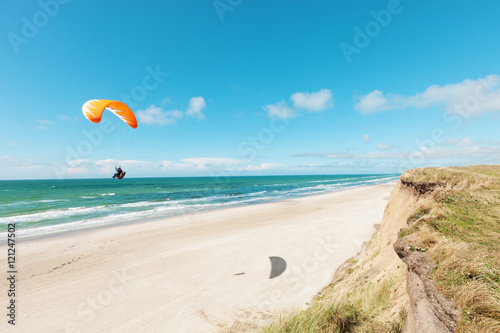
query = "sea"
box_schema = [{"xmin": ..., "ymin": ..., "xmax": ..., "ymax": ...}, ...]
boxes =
[{"xmin": 0, "ymin": 174, "xmax": 399, "ymax": 240}]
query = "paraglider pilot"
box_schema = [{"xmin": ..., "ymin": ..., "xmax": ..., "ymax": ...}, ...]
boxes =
[{"xmin": 113, "ymin": 167, "xmax": 124, "ymax": 179}]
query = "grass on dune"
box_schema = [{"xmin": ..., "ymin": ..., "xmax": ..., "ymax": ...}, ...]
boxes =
[
  {"xmin": 260, "ymin": 276, "xmax": 407, "ymax": 333},
  {"xmin": 260, "ymin": 165, "xmax": 500, "ymax": 333},
  {"xmin": 259, "ymin": 229, "xmax": 408, "ymax": 333},
  {"xmin": 400, "ymin": 165, "xmax": 500, "ymax": 332}
]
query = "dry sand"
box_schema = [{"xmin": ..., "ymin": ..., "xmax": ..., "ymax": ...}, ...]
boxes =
[{"xmin": 1, "ymin": 182, "xmax": 395, "ymax": 333}]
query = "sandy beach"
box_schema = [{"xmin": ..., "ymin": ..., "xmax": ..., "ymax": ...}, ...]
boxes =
[{"xmin": 2, "ymin": 182, "xmax": 394, "ymax": 332}]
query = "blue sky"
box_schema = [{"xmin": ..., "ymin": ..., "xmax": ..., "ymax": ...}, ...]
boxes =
[{"xmin": 1, "ymin": 0, "xmax": 500, "ymax": 179}]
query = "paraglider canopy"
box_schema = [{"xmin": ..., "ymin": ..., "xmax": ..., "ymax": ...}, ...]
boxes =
[
  {"xmin": 82, "ymin": 99, "xmax": 137, "ymax": 179},
  {"xmin": 82, "ymin": 99, "xmax": 138, "ymax": 129}
]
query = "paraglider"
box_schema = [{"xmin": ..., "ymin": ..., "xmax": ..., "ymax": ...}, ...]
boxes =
[
  {"xmin": 113, "ymin": 166, "xmax": 126, "ymax": 179},
  {"xmin": 82, "ymin": 99, "xmax": 137, "ymax": 178}
]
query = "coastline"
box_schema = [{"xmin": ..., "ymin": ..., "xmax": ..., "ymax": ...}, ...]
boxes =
[
  {"xmin": 1, "ymin": 181, "xmax": 395, "ymax": 332},
  {"xmin": 6, "ymin": 179, "xmax": 398, "ymax": 245}
]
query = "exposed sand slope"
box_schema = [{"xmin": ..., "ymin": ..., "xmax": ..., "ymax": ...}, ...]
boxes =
[
  {"xmin": 0, "ymin": 183, "xmax": 394, "ymax": 333},
  {"xmin": 257, "ymin": 180, "xmax": 436, "ymax": 332},
  {"xmin": 261, "ymin": 168, "xmax": 499, "ymax": 332},
  {"xmin": 327, "ymin": 181, "xmax": 422, "ymax": 326}
]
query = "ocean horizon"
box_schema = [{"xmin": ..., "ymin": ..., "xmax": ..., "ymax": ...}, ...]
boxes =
[{"xmin": 1, "ymin": 174, "xmax": 399, "ymax": 240}]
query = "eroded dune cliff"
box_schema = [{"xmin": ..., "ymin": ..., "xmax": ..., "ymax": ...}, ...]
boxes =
[{"xmin": 262, "ymin": 166, "xmax": 500, "ymax": 332}]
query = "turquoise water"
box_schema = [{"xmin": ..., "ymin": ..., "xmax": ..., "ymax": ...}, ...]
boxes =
[{"xmin": 0, "ymin": 175, "xmax": 399, "ymax": 239}]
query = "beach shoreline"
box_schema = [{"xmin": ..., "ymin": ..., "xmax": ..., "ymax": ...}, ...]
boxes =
[
  {"xmin": 6, "ymin": 180, "xmax": 398, "ymax": 245},
  {"xmin": 1, "ymin": 181, "xmax": 395, "ymax": 332}
]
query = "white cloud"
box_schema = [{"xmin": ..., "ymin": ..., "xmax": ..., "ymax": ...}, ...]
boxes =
[
  {"xmin": 157, "ymin": 158, "xmax": 286, "ymax": 173},
  {"xmin": 119, "ymin": 159, "xmax": 151, "ymax": 165},
  {"xmin": 65, "ymin": 159, "xmax": 106, "ymax": 175},
  {"xmin": 58, "ymin": 115, "xmax": 78, "ymax": 121},
  {"xmin": 291, "ymin": 141, "xmax": 500, "ymax": 171},
  {"xmin": 1, "ymin": 155, "xmax": 46, "ymax": 170},
  {"xmin": 186, "ymin": 97, "xmax": 206, "ymax": 120},
  {"xmin": 442, "ymin": 137, "xmax": 485, "ymax": 147},
  {"xmin": 355, "ymin": 90, "xmax": 393, "ymax": 114},
  {"xmin": 157, "ymin": 160, "xmax": 174, "ymax": 170},
  {"xmin": 68, "ymin": 159, "xmax": 93, "ymax": 166},
  {"xmin": 64, "ymin": 159, "xmax": 151, "ymax": 175},
  {"xmin": 136, "ymin": 105, "xmax": 183, "ymax": 125},
  {"xmin": 157, "ymin": 158, "xmax": 246, "ymax": 172},
  {"xmin": 263, "ymin": 101, "xmax": 294, "ymax": 119},
  {"xmin": 36, "ymin": 119, "xmax": 53, "ymax": 130},
  {"xmin": 264, "ymin": 88, "xmax": 334, "ymax": 119},
  {"xmin": 355, "ymin": 75, "xmax": 500, "ymax": 117},
  {"xmin": 361, "ymin": 134, "xmax": 372, "ymax": 143},
  {"xmin": 237, "ymin": 163, "xmax": 284, "ymax": 171},
  {"xmin": 455, "ymin": 138, "xmax": 477, "ymax": 147},
  {"xmin": 1, "ymin": 155, "xmax": 17, "ymax": 165},
  {"xmin": 180, "ymin": 157, "xmax": 243, "ymax": 169},
  {"xmin": 292, "ymin": 151, "xmax": 351, "ymax": 158},
  {"xmin": 293, "ymin": 162, "xmax": 389, "ymax": 171},
  {"xmin": 376, "ymin": 143, "xmax": 392, "ymax": 150},
  {"xmin": 65, "ymin": 167, "xmax": 87, "ymax": 175},
  {"xmin": 137, "ymin": 96, "xmax": 206, "ymax": 125},
  {"xmin": 415, "ymin": 145, "xmax": 500, "ymax": 162},
  {"xmin": 59, "ymin": 157, "xmax": 285, "ymax": 175},
  {"xmin": 291, "ymin": 89, "xmax": 334, "ymax": 112}
]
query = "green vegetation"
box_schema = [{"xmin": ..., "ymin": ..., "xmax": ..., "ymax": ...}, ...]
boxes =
[
  {"xmin": 260, "ymin": 165, "xmax": 500, "ymax": 332},
  {"xmin": 402, "ymin": 165, "xmax": 500, "ymax": 332},
  {"xmin": 260, "ymin": 275, "xmax": 406, "ymax": 333}
]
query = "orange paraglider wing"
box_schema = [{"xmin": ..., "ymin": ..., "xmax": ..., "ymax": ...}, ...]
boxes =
[{"xmin": 82, "ymin": 99, "xmax": 138, "ymax": 129}]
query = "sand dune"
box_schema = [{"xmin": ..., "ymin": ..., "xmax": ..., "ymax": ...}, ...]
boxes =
[{"xmin": 1, "ymin": 182, "xmax": 394, "ymax": 332}]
